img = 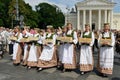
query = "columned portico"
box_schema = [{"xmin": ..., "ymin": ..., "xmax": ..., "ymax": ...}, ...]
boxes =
[
  {"xmin": 65, "ymin": 0, "xmax": 116, "ymax": 30},
  {"xmin": 75, "ymin": 0, "xmax": 115, "ymax": 30},
  {"xmin": 77, "ymin": 9, "xmax": 113, "ymax": 30},
  {"xmin": 83, "ymin": 10, "xmax": 86, "ymax": 30},
  {"xmin": 111, "ymin": 10, "xmax": 113, "ymax": 28},
  {"xmin": 108, "ymin": 10, "xmax": 111, "ymax": 23},
  {"xmin": 104, "ymin": 10, "xmax": 107, "ymax": 23},
  {"xmin": 98, "ymin": 10, "xmax": 101, "ymax": 30},
  {"xmin": 89, "ymin": 10, "xmax": 92, "ymax": 29},
  {"xmin": 77, "ymin": 10, "xmax": 80, "ymax": 30}
]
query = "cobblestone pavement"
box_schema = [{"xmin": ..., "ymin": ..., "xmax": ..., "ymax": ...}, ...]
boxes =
[{"xmin": 0, "ymin": 52, "xmax": 120, "ymax": 80}]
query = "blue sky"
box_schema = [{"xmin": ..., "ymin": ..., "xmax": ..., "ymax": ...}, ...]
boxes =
[
  {"xmin": 24, "ymin": 0, "xmax": 120, "ymax": 13},
  {"xmin": 114, "ymin": 0, "xmax": 120, "ymax": 12}
]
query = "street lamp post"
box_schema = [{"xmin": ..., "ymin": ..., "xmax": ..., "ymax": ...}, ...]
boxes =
[
  {"xmin": 16, "ymin": 0, "xmax": 19, "ymax": 21},
  {"xmin": 12, "ymin": 16, "xmax": 13, "ymax": 28},
  {"xmin": 66, "ymin": 6, "xmax": 70, "ymax": 23},
  {"xmin": 20, "ymin": 15, "xmax": 24, "ymax": 28},
  {"xmin": 10, "ymin": 13, "xmax": 14, "ymax": 28}
]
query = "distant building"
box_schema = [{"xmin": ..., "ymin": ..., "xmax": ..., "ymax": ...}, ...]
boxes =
[{"xmin": 65, "ymin": 0, "xmax": 120, "ymax": 30}]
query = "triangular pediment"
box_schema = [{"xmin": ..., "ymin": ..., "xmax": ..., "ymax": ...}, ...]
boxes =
[{"xmin": 76, "ymin": 0, "xmax": 115, "ymax": 7}]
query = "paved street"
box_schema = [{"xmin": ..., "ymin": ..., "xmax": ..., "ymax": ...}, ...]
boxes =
[{"xmin": 0, "ymin": 52, "xmax": 120, "ymax": 80}]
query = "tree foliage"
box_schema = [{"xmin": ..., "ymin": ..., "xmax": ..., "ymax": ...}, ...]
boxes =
[
  {"xmin": 36, "ymin": 3, "xmax": 65, "ymax": 29},
  {"xmin": 8, "ymin": 0, "xmax": 39, "ymax": 28},
  {"xmin": 0, "ymin": 0, "xmax": 11, "ymax": 27},
  {"xmin": 0, "ymin": 0, "xmax": 65, "ymax": 29}
]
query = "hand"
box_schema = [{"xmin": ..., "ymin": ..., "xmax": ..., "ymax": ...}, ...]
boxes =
[
  {"xmin": 105, "ymin": 42, "xmax": 110, "ymax": 45},
  {"xmin": 103, "ymin": 42, "xmax": 110, "ymax": 46},
  {"xmin": 44, "ymin": 43, "xmax": 48, "ymax": 46},
  {"xmin": 85, "ymin": 42, "xmax": 90, "ymax": 44},
  {"xmin": 60, "ymin": 42, "xmax": 64, "ymax": 44},
  {"xmin": 70, "ymin": 42, "xmax": 74, "ymax": 44},
  {"xmin": 117, "ymin": 41, "xmax": 120, "ymax": 44}
]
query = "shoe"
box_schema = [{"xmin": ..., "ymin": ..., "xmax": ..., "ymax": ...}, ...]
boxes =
[
  {"xmin": 62, "ymin": 69, "xmax": 66, "ymax": 73},
  {"xmin": 27, "ymin": 66, "xmax": 31, "ymax": 70},
  {"xmin": 103, "ymin": 74, "xmax": 108, "ymax": 77},
  {"xmin": 57, "ymin": 65, "xmax": 60, "ymax": 68},
  {"xmin": 57, "ymin": 65, "xmax": 62, "ymax": 70},
  {"xmin": 13, "ymin": 63, "xmax": 20, "ymax": 66},
  {"xmin": 22, "ymin": 64, "xmax": 27, "ymax": 67},
  {"xmin": 81, "ymin": 72, "xmax": 84, "ymax": 75},
  {"xmin": 37, "ymin": 68, "xmax": 42, "ymax": 72}
]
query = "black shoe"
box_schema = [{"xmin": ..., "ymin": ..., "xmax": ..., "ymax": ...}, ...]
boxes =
[
  {"xmin": 27, "ymin": 66, "xmax": 31, "ymax": 70},
  {"xmin": 13, "ymin": 63, "xmax": 20, "ymax": 66},
  {"xmin": 67, "ymin": 69, "xmax": 72, "ymax": 72},
  {"xmin": 103, "ymin": 74, "xmax": 108, "ymax": 77},
  {"xmin": 57, "ymin": 65, "xmax": 63, "ymax": 70},
  {"xmin": 57, "ymin": 65, "xmax": 60, "ymax": 69},
  {"xmin": 22, "ymin": 64, "xmax": 27, "ymax": 67}
]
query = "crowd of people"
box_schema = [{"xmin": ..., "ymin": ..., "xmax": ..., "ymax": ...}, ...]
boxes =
[{"xmin": 0, "ymin": 23, "xmax": 120, "ymax": 77}]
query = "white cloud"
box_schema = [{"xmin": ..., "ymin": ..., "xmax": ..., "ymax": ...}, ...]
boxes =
[
  {"xmin": 24, "ymin": 0, "xmax": 120, "ymax": 13},
  {"xmin": 24, "ymin": 0, "xmax": 49, "ymax": 10},
  {"xmin": 24, "ymin": 0, "xmax": 79, "ymax": 13}
]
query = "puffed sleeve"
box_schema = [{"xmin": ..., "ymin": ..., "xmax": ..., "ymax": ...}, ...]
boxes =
[
  {"xmin": 111, "ymin": 33, "xmax": 115, "ymax": 47},
  {"xmin": 73, "ymin": 31, "xmax": 78, "ymax": 44},
  {"xmin": 17, "ymin": 33, "xmax": 23, "ymax": 42},
  {"xmin": 98, "ymin": 33, "xmax": 102, "ymax": 47},
  {"xmin": 90, "ymin": 32, "xmax": 95, "ymax": 46}
]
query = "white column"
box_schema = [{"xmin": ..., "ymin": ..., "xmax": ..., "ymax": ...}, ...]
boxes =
[
  {"xmin": 104, "ymin": 10, "xmax": 107, "ymax": 23},
  {"xmin": 83, "ymin": 10, "xmax": 86, "ymax": 30},
  {"xmin": 77, "ymin": 10, "xmax": 80, "ymax": 30},
  {"xmin": 108, "ymin": 10, "xmax": 110, "ymax": 23},
  {"xmin": 98, "ymin": 10, "xmax": 101, "ymax": 30},
  {"xmin": 89, "ymin": 10, "xmax": 92, "ymax": 29},
  {"xmin": 110, "ymin": 10, "xmax": 113, "ymax": 29}
]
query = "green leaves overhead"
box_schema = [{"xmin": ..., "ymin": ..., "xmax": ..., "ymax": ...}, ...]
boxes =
[
  {"xmin": 0, "ymin": 0, "xmax": 65, "ymax": 29},
  {"xmin": 36, "ymin": 3, "xmax": 65, "ymax": 29},
  {"xmin": 8, "ymin": 0, "xmax": 39, "ymax": 28}
]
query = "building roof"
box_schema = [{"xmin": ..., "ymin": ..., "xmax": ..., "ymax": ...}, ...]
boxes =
[
  {"xmin": 76, "ymin": 0, "xmax": 115, "ymax": 7},
  {"xmin": 75, "ymin": 0, "xmax": 116, "ymax": 10}
]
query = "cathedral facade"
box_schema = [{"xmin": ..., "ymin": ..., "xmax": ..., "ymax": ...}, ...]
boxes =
[{"xmin": 65, "ymin": 0, "xmax": 120, "ymax": 30}]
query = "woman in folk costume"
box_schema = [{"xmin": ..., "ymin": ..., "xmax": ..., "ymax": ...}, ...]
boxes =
[
  {"xmin": 37, "ymin": 25, "xmax": 57, "ymax": 71},
  {"xmin": 34, "ymin": 28, "xmax": 41, "ymax": 59},
  {"xmin": 12, "ymin": 26, "xmax": 23, "ymax": 65},
  {"xmin": 97, "ymin": 23, "xmax": 115, "ymax": 77},
  {"xmin": 57, "ymin": 27, "xmax": 67, "ymax": 69},
  {"xmin": 79, "ymin": 24, "xmax": 95, "ymax": 75},
  {"xmin": 62, "ymin": 23, "xmax": 78, "ymax": 72},
  {"xmin": 27, "ymin": 28, "xmax": 40, "ymax": 69},
  {"xmin": 21, "ymin": 27, "xmax": 32, "ymax": 66},
  {"xmin": 115, "ymin": 31, "xmax": 120, "ymax": 54},
  {"xmin": 93, "ymin": 30, "xmax": 99, "ymax": 52},
  {"xmin": 37, "ymin": 29, "xmax": 46, "ymax": 60}
]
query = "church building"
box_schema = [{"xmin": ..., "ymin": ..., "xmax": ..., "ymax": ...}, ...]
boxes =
[{"xmin": 65, "ymin": 0, "xmax": 120, "ymax": 30}]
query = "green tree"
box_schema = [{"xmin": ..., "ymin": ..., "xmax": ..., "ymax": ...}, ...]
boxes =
[
  {"xmin": 0, "ymin": 19, "xmax": 4, "ymax": 26},
  {"xmin": 0, "ymin": 1, "xmax": 65, "ymax": 29},
  {"xmin": 36, "ymin": 3, "xmax": 65, "ymax": 29},
  {"xmin": 0, "ymin": 0, "xmax": 11, "ymax": 27},
  {"xmin": 8, "ymin": 0, "xmax": 39, "ymax": 28}
]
